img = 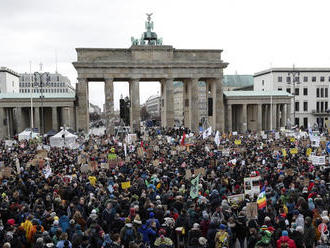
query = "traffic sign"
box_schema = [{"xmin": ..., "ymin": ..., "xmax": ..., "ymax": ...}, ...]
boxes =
[{"xmin": 326, "ymin": 141, "xmax": 330, "ymax": 153}]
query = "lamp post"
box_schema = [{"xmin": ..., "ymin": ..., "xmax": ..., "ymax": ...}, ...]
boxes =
[
  {"xmin": 288, "ymin": 64, "xmax": 300, "ymax": 127},
  {"xmin": 33, "ymin": 72, "xmax": 50, "ymax": 135}
]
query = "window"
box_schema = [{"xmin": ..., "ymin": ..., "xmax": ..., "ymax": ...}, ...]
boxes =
[
  {"xmin": 321, "ymin": 88, "xmax": 324, "ymax": 98},
  {"xmin": 286, "ymin": 88, "xmax": 291, "ymax": 93},
  {"xmin": 262, "ymin": 80, "xmax": 264, "ymax": 86},
  {"xmin": 57, "ymin": 76, "xmax": 60, "ymax": 81},
  {"xmin": 312, "ymin": 76, "xmax": 316, "ymax": 82},
  {"xmin": 295, "ymin": 88, "xmax": 299, "ymax": 95},
  {"xmin": 278, "ymin": 77, "xmax": 282, "ymax": 82},
  {"xmin": 278, "ymin": 87, "xmax": 282, "ymax": 91},
  {"xmin": 22, "ymin": 77, "xmax": 24, "ymax": 82},
  {"xmin": 295, "ymin": 118, "xmax": 299, "ymax": 126},
  {"xmin": 321, "ymin": 76, "xmax": 325, "ymax": 82},
  {"xmin": 303, "ymin": 118, "xmax": 308, "ymax": 129},
  {"xmin": 326, "ymin": 88, "xmax": 328, "ymax": 98},
  {"xmin": 304, "ymin": 76, "xmax": 308, "ymax": 82},
  {"xmin": 295, "ymin": 77, "xmax": 300, "ymax": 83},
  {"xmin": 304, "ymin": 102, "xmax": 308, "ymax": 111},
  {"xmin": 303, "ymin": 88, "xmax": 308, "ymax": 96},
  {"xmin": 317, "ymin": 102, "xmax": 320, "ymax": 112},
  {"xmin": 329, "ymin": 76, "xmax": 330, "ymax": 82},
  {"xmin": 317, "ymin": 88, "xmax": 320, "ymax": 97},
  {"xmin": 286, "ymin": 77, "xmax": 291, "ymax": 83},
  {"xmin": 321, "ymin": 102, "xmax": 324, "ymax": 112},
  {"xmin": 295, "ymin": 101, "xmax": 299, "ymax": 112},
  {"xmin": 326, "ymin": 102, "xmax": 329, "ymax": 111}
]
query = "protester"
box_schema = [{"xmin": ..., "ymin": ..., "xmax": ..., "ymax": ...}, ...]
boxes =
[{"xmin": 0, "ymin": 126, "xmax": 329, "ymax": 248}]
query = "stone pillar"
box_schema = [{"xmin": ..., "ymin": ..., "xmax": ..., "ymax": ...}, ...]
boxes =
[
  {"xmin": 104, "ymin": 78, "xmax": 115, "ymax": 135},
  {"xmin": 242, "ymin": 104, "xmax": 247, "ymax": 133},
  {"xmin": 189, "ymin": 78, "xmax": 200, "ymax": 132},
  {"xmin": 212, "ymin": 78, "xmax": 224, "ymax": 132},
  {"xmin": 271, "ymin": 104, "xmax": 277, "ymax": 130},
  {"xmin": 161, "ymin": 78, "xmax": 174, "ymax": 128},
  {"xmin": 0, "ymin": 108, "xmax": 6, "ymax": 138},
  {"xmin": 257, "ymin": 104, "xmax": 263, "ymax": 131},
  {"xmin": 76, "ymin": 79, "xmax": 89, "ymax": 132},
  {"xmin": 264, "ymin": 105, "xmax": 270, "ymax": 130},
  {"xmin": 16, "ymin": 107, "xmax": 24, "ymax": 133},
  {"xmin": 287, "ymin": 104, "xmax": 291, "ymax": 126},
  {"xmin": 34, "ymin": 107, "xmax": 41, "ymax": 132},
  {"xmin": 183, "ymin": 80, "xmax": 190, "ymax": 128},
  {"xmin": 69, "ymin": 107, "xmax": 75, "ymax": 130},
  {"xmin": 227, "ymin": 104, "xmax": 232, "ymax": 132},
  {"xmin": 129, "ymin": 78, "xmax": 140, "ymax": 133},
  {"xmin": 281, "ymin": 104, "xmax": 287, "ymax": 127},
  {"xmin": 52, "ymin": 107, "xmax": 58, "ymax": 131},
  {"xmin": 276, "ymin": 104, "xmax": 281, "ymax": 129}
]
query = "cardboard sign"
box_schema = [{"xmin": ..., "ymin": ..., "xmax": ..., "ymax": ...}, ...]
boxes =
[
  {"xmin": 100, "ymin": 163, "xmax": 109, "ymax": 170},
  {"xmin": 185, "ymin": 169, "xmax": 192, "ymax": 180},
  {"xmin": 153, "ymin": 146, "xmax": 160, "ymax": 152},
  {"xmin": 127, "ymin": 134, "xmax": 137, "ymax": 144},
  {"xmin": 137, "ymin": 147, "xmax": 144, "ymax": 158},
  {"xmin": 80, "ymin": 164, "xmax": 90, "ymax": 173},
  {"xmin": 223, "ymin": 149, "xmax": 230, "ymax": 157},
  {"xmin": 195, "ymin": 168, "xmax": 206, "ymax": 177},
  {"xmin": 244, "ymin": 176, "xmax": 261, "ymax": 196},
  {"xmin": 1, "ymin": 167, "xmax": 12, "ymax": 178},
  {"xmin": 310, "ymin": 155, "xmax": 326, "ymax": 165},
  {"xmin": 246, "ymin": 202, "xmax": 258, "ymax": 219},
  {"xmin": 152, "ymin": 159, "xmax": 159, "ymax": 167}
]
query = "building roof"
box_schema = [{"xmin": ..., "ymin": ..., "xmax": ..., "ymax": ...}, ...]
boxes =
[
  {"xmin": 0, "ymin": 67, "xmax": 20, "ymax": 77},
  {"xmin": 254, "ymin": 67, "xmax": 330, "ymax": 77},
  {"xmin": 0, "ymin": 93, "xmax": 75, "ymax": 99},
  {"xmin": 224, "ymin": 91, "xmax": 292, "ymax": 97},
  {"xmin": 223, "ymin": 75, "xmax": 253, "ymax": 87}
]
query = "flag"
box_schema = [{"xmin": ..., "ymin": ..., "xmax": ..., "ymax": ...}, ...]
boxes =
[
  {"xmin": 257, "ymin": 190, "xmax": 267, "ymax": 209},
  {"xmin": 181, "ymin": 132, "xmax": 186, "ymax": 146},
  {"xmin": 203, "ymin": 126, "xmax": 212, "ymax": 139},
  {"xmin": 124, "ymin": 143, "xmax": 127, "ymax": 157},
  {"xmin": 190, "ymin": 174, "xmax": 200, "ymax": 199},
  {"xmin": 214, "ymin": 131, "xmax": 220, "ymax": 146}
]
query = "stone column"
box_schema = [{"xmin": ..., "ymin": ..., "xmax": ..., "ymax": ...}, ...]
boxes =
[
  {"xmin": 34, "ymin": 107, "xmax": 41, "ymax": 132},
  {"xmin": 104, "ymin": 78, "xmax": 115, "ymax": 135},
  {"xmin": 212, "ymin": 78, "xmax": 224, "ymax": 132},
  {"xmin": 0, "ymin": 108, "xmax": 6, "ymax": 138},
  {"xmin": 189, "ymin": 78, "xmax": 200, "ymax": 132},
  {"xmin": 129, "ymin": 78, "xmax": 140, "ymax": 133},
  {"xmin": 52, "ymin": 107, "xmax": 58, "ymax": 131},
  {"xmin": 76, "ymin": 79, "xmax": 89, "ymax": 132},
  {"xmin": 16, "ymin": 107, "xmax": 24, "ymax": 133},
  {"xmin": 257, "ymin": 104, "xmax": 263, "ymax": 131},
  {"xmin": 69, "ymin": 107, "xmax": 75, "ymax": 130},
  {"xmin": 161, "ymin": 78, "xmax": 174, "ymax": 128},
  {"xmin": 183, "ymin": 80, "xmax": 190, "ymax": 128},
  {"xmin": 271, "ymin": 104, "xmax": 277, "ymax": 130},
  {"xmin": 281, "ymin": 104, "xmax": 287, "ymax": 127},
  {"xmin": 242, "ymin": 104, "xmax": 247, "ymax": 133},
  {"xmin": 227, "ymin": 104, "xmax": 232, "ymax": 132},
  {"xmin": 276, "ymin": 104, "xmax": 281, "ymax": 129},
  {"xmin": 287, "ymin": 104, "xmax": 291, "ymax": 126},
  {"xmin": 264, "ymin": 105, "xmax": 270, "ymax": 130}
]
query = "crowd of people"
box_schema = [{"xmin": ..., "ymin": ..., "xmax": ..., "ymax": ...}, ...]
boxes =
[{"xmin": 0, "ymin": 127, "xmax": 329, "ymax": 248}]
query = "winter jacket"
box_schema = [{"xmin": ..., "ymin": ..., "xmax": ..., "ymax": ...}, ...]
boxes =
[
  {"xmin": 138, "ymin": 224, "xmax": 156, "ymax": 243},
  {"xmin": 276, "ymin": 236, "xmax": 297, "ymax": 248}
]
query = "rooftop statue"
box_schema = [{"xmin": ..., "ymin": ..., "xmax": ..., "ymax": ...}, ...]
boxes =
[{"xmin": 131, "ymin": 14, "xmax": 163, "ymax": 46}]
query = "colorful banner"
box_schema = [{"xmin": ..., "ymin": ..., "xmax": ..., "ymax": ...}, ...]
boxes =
[{"xmin": 190, "ymin": 174, "xmax": 200, "ymax": 199}]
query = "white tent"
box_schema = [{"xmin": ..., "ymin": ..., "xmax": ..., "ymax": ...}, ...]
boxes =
[
  {"xmin": 49, "ymin": 129, "xmax": 78, "ymax": 148},
  {"xmin": 18, "ymin": 129, "xmax": 39, "ymax": 141}
]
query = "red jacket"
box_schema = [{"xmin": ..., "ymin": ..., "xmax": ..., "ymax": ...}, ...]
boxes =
[{"xmin": 276, "ymin": 236, "xmax": 296, "ymax": 248}]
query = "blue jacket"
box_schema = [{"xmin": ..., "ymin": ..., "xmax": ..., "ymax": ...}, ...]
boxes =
[
  {"xmin": 138, "ymin": 224, "xmax": 156, "ymax": 243},
  {"xmin": 59, "ymin": 215, "xmax": 70, "ymax": 233}
]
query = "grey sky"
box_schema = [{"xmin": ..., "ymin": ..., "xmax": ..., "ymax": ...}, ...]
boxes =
[{"xmin": 1, "ymin": 0, "xmax": 330, "ymax": 110}]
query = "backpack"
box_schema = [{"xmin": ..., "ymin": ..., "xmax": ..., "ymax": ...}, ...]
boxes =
[{"xmin": 123, "ymin": 227, "xmax": 135, "ymax": 243}]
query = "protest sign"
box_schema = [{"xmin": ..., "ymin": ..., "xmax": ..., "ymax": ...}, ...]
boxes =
[
  {"xmin": 100, "ymin": 163, "xmax": 109, "ymax": 170},
  {"xmin": 244, "ymin": 176, "xmax": 261, "ymax": 196},
  {"xmin": 153, "ymin": 145, "xmax": 160, "ymax": 152},
  {"xmin": 152, "ymin": 159, "xmax": 159, "ymax": 167},
  {"xmin": 310, "ymin": 155, "xmax": 326, "ymax": 165},
  {"xmin": 246, "ymin": 202, "xmax": 258, "ymax": 219},
  {"xmin": 222, "ymin": 149, "xmax": 230, "ymax": 157},
  {"xmin": 185, "ymin": 169, "xmax": 192, "ymax": 180},
  {"xmin": 306, "ymin": 148, "xmax": 312, "ymax": 157},
  {"xmin": 195, "ymin": 167, "xmax": 206, "ymax": 177},
  {"xmin": 121, "ymin": 181, "xmax": 131, "ymax": 189},
  {"xmin": 137, "ymin": 147, "xmax": 144, "ymax": 158},
  {"xmin": 290, "ymin": 148, "xmax": 298, "ymax": 154},
  {"xmin": 127, "ymin": 134, "xmax": 137, "ymax": 144},
  {"xmin": 227, "ymin": 194, "xmax": 245, "ymax": 204},
  {"xmin": 80, "ymin": 164, "xmax": 89, "ymax": 173},
  {"xmin": 234, "ymin": 139, "xmax": 241, "ymax": 145}
]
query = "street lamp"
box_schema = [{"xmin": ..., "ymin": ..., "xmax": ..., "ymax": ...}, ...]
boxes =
[
  {"xmin": 33, "ymin": 72, "xmax": 51, "ymax": 135},
  {"xmin": 288, "ymin": 64, "xmax": 300, "ymax": 127}
]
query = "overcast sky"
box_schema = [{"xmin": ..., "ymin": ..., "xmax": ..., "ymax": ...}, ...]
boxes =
[{"xmin": 1, "ymin": 0, "xmax": 330, "ymax": 110}]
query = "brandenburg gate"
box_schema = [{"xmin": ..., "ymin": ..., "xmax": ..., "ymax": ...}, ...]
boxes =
[{"xmin": 73, "ymin": 14, "xmax": 228, "ymax": 134}]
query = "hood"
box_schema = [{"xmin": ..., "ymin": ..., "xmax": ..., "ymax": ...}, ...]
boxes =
[{"xmin": 280, "ymin": 236, "xmax": 290, "ymax": 242}]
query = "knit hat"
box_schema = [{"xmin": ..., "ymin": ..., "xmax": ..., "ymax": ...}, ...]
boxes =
[
  {"xmin": 220, "ymin": 224, "xmax": 226, "ymax": 230},
  {"xmin": 282, "ymin": 230, "xmax": 288, "ymax": 236},
  {"xmin": 7, "ymin": 219, "xmax": 15, "ymax": 226}
]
